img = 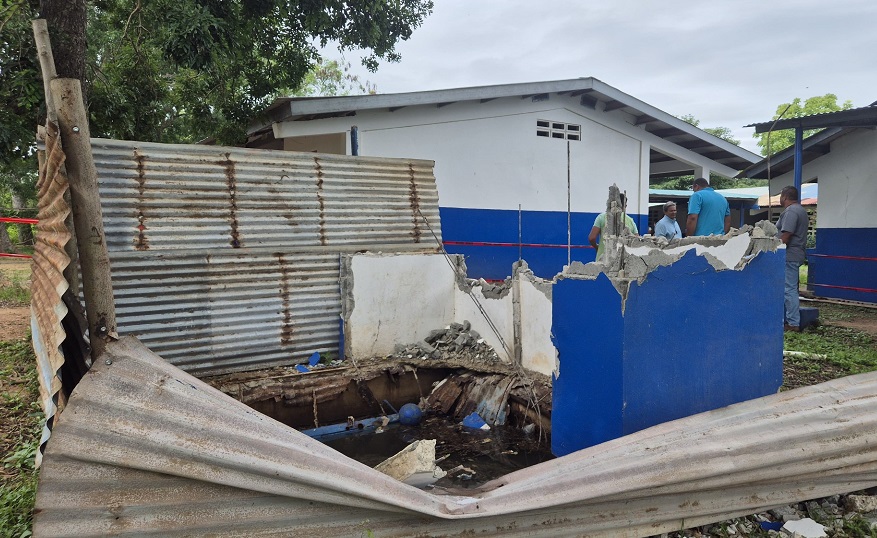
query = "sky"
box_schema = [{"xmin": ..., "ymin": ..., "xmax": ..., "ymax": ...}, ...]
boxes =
[{"xmin": 328, "ymin": 0, "xmax": 877, "ymax": 154}]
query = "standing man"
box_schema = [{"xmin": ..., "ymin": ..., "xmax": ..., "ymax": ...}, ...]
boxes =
[
  {"xmin": 686, "ymin": 177, "xmax": 730, "ymax": 236},
  {"xmin": 776, "ymin": 186, "xmax": 809, "ymax": 332},
  {"xmin": 654, "ymin": 201, "xmax": 682, "ymax": 240},
  {"xmin": 589, "ymin": 193, "xmax": 638, "ymax": 262}
]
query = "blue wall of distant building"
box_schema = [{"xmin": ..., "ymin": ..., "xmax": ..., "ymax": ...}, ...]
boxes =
[
  {"xmin": 440, "ymin": 207, "xmax": 648, "ymax": 280},
  {"xmin": 809, "ymin": 227, "xmax": 877, "ymax": 304}
]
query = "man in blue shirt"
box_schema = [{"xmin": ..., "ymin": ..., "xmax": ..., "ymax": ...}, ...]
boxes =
[
  {"xmin": 685, "ymin": 177, "xmax": 730, "ymax": 236},
  {"xmin": 654, "ymin": 201, "xmax": 681, "ymax": 240}
]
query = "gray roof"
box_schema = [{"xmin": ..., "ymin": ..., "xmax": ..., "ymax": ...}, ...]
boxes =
[
  {"xmin": 740, "ymin": 103, "xmax": 877, "ymax": 179},
  {"xmin": 256, "ymin": 78, "xmax": 760, "ymax": 172}
]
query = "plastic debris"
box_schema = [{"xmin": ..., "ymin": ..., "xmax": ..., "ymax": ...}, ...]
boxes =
[{"xmin": 461, "ymin": 412, "xmax": 490, "ymax": 431}]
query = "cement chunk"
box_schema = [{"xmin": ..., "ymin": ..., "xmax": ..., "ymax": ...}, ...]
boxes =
[
  {"xmin": 781, "ymin": 518, "xmax": 827, "ymax": 538},
  {"xmin": 374, "ymin": 439, "xmax": 447, "ymax": 488}
]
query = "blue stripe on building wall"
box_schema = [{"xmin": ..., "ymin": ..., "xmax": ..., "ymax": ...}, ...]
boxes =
[
  {"xmin": 440, "ymin": 207, "xmax": 647, "ymax": 280},
  {"xmin": 810, "ymin": 227, "xmax": 877, "ymax": 304}
]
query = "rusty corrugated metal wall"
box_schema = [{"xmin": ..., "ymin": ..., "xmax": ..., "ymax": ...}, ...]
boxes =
[
  {"xmin": 33, "ymin": 337, "xmax": 877, "ymax": 537},
  {"xmin": 89, "ymin": 140, "xmax": 441, "ymax": 376},
  {"xmin": 29, "ymin": 122, "xmax": 72, "ymax": 466}
]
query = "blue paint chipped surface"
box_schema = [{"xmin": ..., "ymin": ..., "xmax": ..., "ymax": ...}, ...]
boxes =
[{"xmin": 552, "ymin": 249, "xmax": 785, "ymax": 456}]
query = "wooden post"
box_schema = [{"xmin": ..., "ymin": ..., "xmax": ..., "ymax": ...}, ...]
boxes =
[
  {"xmin": 32, "ymin": 18, "xmax": 81, "ymax": 298},
  {"xmin": 49, "ymin": 78, "xmax": 117, "ymax": 361}
]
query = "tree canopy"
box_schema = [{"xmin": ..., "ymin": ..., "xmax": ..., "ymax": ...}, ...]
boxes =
[
  {"xmin": 0, "ymin": 0, "xmax": 433, "ymax": 163},
  {"xmin": 678, "ymin": 114, "xmax": 741, "ymax": 146},
  {"xmin": 753, "ymin": 94, "xmax": 853, "ymax": 156}
]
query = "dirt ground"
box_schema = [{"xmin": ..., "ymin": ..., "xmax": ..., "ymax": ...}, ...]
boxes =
[{"xmin": 0, "ymin": 258, "xmax": 31, "ymax": 340}]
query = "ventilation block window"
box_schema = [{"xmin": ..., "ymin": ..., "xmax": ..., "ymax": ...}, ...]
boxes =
[{"xmin": 536, "ymin": 119, "xmax": 581, "ymax": 141}]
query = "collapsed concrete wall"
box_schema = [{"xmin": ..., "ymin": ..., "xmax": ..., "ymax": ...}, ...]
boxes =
[
  {"xmin": 552, "ymin": 206, "xmax": 786, "ymax": 456},
  {"xmin": 340, "ymin": 253, "xmax": 556, "ymax": 377},
  {"xmin": 339, "ymin": 206, "xmax": 786, "ymax": 457}
]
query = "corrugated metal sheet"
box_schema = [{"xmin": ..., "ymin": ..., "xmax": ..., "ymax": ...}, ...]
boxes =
[
  {"xmin": 89, "ymin": 140, "xmax": 441, "ymax": 375},
  {"xmin": 34, "ymin": 337, "xmax": 877, "ymax": 537},
  {"xmin": 29, "ymin": 121, "xmax": 71, "ymax": 466}
]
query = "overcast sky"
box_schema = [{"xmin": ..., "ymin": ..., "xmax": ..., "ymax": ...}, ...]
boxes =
[{"xmin": 330, "ymin": 0, "xmax": 876, "ymax": 154}]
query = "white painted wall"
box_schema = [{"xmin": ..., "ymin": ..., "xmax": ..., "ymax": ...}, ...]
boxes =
[
  {"xmin": 345, "ymin": 254, "xmax": 456, "ymax": 358},
  {"xmin": 344, "ymin": 254, "xmax": 557, "ymax": 376},
  {"xmin": 454, "ymin": 284, "xmax": 515, "ymax": 364},
  {"xmin": 518, "ymin": 276, "xmax": 556, "ymax": 376},
  {"xmin": 768, "ymin": 129, "xmax": 877, "ymax": 229}
]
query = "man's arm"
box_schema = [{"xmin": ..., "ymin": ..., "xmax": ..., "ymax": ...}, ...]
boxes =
[
  {"xmin": 724, "ymin": 215, "xmax": 731, "ymax": 234},
  {"xmin": 686, "ymin": 214, "xmax": 698, "ymax": 236},
  {"xmin": 588, "ymin": 226, "xmax": 600, "ymax": 249},
  {"xmin": 780, "ymin": 231, "xmax": 793, "ymax": 245}
]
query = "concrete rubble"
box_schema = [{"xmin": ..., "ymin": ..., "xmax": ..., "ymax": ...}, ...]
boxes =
[
  {"xmin": 390, "ymin": 319, "xmax": 501, "ymax": 364},
  {"xmin": 651, "ymin": 491, "xmax": 877, "ymax": 537},
  {"xmin": 373, "ymin": 439, "xmax": 447, "ymax": 488}
]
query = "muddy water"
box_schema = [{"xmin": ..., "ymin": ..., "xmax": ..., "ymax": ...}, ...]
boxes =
[{"xmin": 322, "ymin": 414, "xmax": 554, "ymax": 489}]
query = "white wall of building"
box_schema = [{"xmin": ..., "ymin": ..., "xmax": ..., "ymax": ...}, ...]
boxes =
[
  {"xmin": 769, "ymin": 129, "xmax": 877, "ymax": 229},
  {"xmin": 274, "ymin": 95, "xmax": 733, "ymax": 220}
]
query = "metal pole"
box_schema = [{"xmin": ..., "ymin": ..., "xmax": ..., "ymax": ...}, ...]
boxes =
[
  {"xmin": 567, "ymin": 141, "xmax": 571, "ymax": 266},
  {"xmin": 793, "ymin": 126, "xmax": 803, "ymax": 194},
  {"xmin": 350, "ymin": 125, "xmax": 359, "ymax": 156},
  {"xmin": 50, "ymin": 78, "xmax": 117, "ymax": 361}
]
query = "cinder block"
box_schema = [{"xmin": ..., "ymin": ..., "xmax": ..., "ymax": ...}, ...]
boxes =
[{"xmin": 799, "ymin": 307, "xmax": 819, "ymax": 329}]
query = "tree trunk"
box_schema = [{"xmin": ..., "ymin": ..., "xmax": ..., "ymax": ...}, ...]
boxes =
[
  {"xmin": 40, "ymin": 0, "xmax": 88, "ymax": 103},
  {"xmin": 11, "ymin": 193, "xmax": 34, "ymax": 246},
  {"xmin": 0, "ymin": 210, "xmax": 13, "ymax": 253}
]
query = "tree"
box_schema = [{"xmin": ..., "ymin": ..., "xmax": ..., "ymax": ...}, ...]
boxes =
[
  {"xmin": 1, "ymin": 0, "xmax": 433, "ymax": 150},
  {"xmin": 754, "ymin": 94, "xmax": 854, "ymax": 156},
  {"xmin": 0, "ymin": 0, "xmax": 432, "ymax": 252},
  {"xmin": 678, "ymin": 114, "xmax": 741, "ymax": 146},
  {"xmin": 291, "ymin": 58, "xmax": 376, "ymax": 97}
]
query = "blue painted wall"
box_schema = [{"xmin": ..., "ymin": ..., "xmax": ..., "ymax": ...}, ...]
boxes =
[
  {"xmin": 440, "ymin": 207, "xmax": 647, "ymax": 280},
  {"xmin": 809, "ymin": 227, "xmax": 877, "ymax": 304},
  {"xmin": 551, "ymin": 249, "xmax": 785, "ymax": 456}
]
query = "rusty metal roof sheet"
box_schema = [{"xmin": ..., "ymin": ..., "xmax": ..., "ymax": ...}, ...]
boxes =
[
  {"xmin": 30, "ymin": 121, "xmax": 72, "ymax": 466},
  {"xmin": 87, "ymin": 140, "xmax": 441, "ymax": 376},
  {"xmin": 34, "ymin": 337, "xmax": 877, "ymax": 536}
]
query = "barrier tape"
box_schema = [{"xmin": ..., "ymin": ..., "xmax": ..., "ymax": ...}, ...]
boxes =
[
  {"xmin": 0, "ymin": 217, "xmax": 39, "ymax": 225},
  {"xmin": 811, "ymin": 283, "xmax": 877, "ymax": 294},
  {"xmin": 810, "ymin": 253, "xmax": 877, "ymax": 262},
  {"xmin": 444, "ymin": 240, "xmax": 593, "ymax": 249}
]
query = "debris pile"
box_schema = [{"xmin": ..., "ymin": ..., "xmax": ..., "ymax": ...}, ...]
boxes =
[
  {"xmin": 655, "ymin": 491, "xmax": 877, "ymax": 537},
  {"xmin": 390, "ymin": 320, "xmax": 502, "ymax": 364}
]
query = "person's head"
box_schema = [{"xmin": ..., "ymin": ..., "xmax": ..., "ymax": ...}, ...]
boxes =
[
  {"xmin": 663, "ymin": 201, "xmax": 677, "ymax": 219},
  {"xmin": 691, "ymin": 177, "xmax": 710, "ymax": 192},
  {"xmin": 780, "ymin": 186, "xmax": 799, "ymax": 207}
]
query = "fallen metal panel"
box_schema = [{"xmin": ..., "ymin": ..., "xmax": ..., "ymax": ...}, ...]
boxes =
[
  {"xmin": 29, "ymin": 121, "xmax": 71, "ymax": 466},
  {"xmin": 88, "ymin": 140, "xmax": 441, "ymax": 375},
  {"xmin": 34, "ymin": 337, "xmax": 877, "ymax": 536}
]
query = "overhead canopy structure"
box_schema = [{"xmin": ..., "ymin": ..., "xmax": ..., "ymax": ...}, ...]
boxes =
[{"xmin": 740, "ymin": 102, "xmax": 877, "ymax": 180}]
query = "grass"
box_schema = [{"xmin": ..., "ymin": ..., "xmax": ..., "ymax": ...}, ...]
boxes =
[
  {"xmin": 0, "ymin": 338, "xmax": 41, "ymax": 538},
  {"xmin": 782, "ymin": 303, "xmax": 877, "ymax": 390},
  {"xmin": 0, "ymin": 264, "xmax": 30, "ymax": 305}
]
